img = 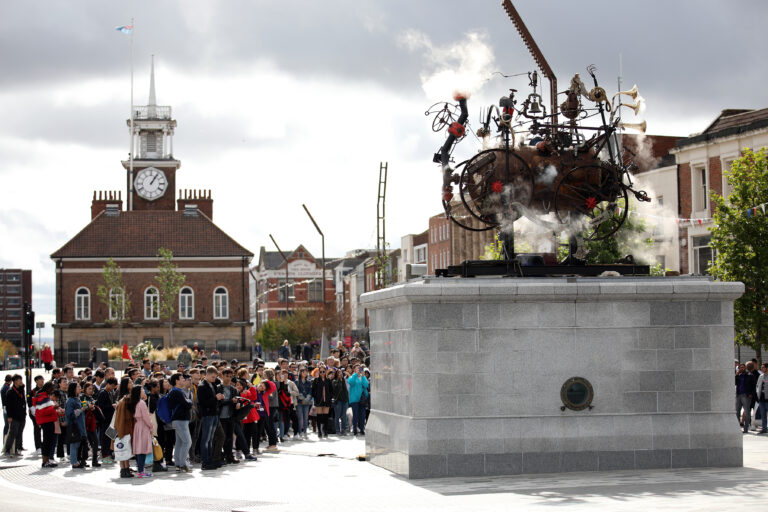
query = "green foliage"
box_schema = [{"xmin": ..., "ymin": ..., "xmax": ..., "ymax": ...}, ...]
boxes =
[
  {"xmin": 0, "ymin": 339, "xmax": 18, "ymax": 359},
  {"xmin": 155, "ymin": 248, "xmax": 186, "ymax": 346},
  {"xmin": 480, "ymin": 232, "xmax": 533, "ymax": 260},
  {"xmin": 131, "ymin": 340, "xmax": 153, "ymax": 360},
  {"xmin": 374, "ymin": 244, "xmax": 397, "ymax": 288},
  {"xmin": 582, "ymin": 199, "xmax": 653, "ymax": 264},
  {"xmin": 96, "ymin": 258, "xmax": 131, "ymax": 345},
  {"xmin": 710, "ymin": 147, "xmax": 768, "ymax": 356},
  {"xmin": 255, "ymin": 309, "xmax": 320, "ymax": 351}
]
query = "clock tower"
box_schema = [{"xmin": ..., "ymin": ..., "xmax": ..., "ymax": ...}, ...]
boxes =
[{"xmin": 122, "ymin": 57, "xmax": 180, "ymax": 211}]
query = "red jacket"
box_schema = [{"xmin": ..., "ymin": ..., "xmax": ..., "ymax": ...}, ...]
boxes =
[
  {"xmin": 40, "ymin": 347, "xmax": 53, "ymax": 364},
  {"xmin": 242, "ymin": 387, "xmax": 260, "ymax": 424},
  {"xmin": 257, "ymin": 380, "xmax": 276, "ymax": 418},
  {"xmin": 33, "ymin": 392, "xmax": 59, "ymax": 425}
]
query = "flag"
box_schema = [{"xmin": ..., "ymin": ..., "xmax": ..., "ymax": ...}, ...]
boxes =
[
  {"xmin": 115, "ymin": 25, "xmax": 133, "ymax": 34},
  {"xmin": 122, "ymin": 343, "xmax": 132, "ymax": 360}
]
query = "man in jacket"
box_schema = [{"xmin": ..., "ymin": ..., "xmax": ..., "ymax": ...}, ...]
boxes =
[
  {"xmin": 736, "ymin": 362, "xmax": 757, "ymax": 433},
  {"xmin": 217, "ymin": 368, "xmax": 240, "ymax": 464},
  {"xmin": 756, "ymin": 362, "xmax": 768, "ymax": 434},
  {"xmin": 168, "ymin": 373, "xmax": 193, "ymax": 472},
  {"xmin": 197, "ymin": 366, "xmax": 224, "ymax": 469},
  {"xmin": 177, "ymin": 346, "xmax": 192, "ymax": 369},
  {"xmin": 2, "ymin": 375, "xmax": 26, "ymax": 456},
  {"xmin": 96, "ymin": 377, "xmax": 118, "ymax": 463},
  {"xmin": 28, "ymin": 375, "xmax": 44, "ymax": 454},
  {"xmin": 1, "ymin": 374, "xmax": 11, "ymax": 438}
]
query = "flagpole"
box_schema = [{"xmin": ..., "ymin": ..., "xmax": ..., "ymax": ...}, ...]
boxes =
[{"xmin": 128, "ymin": 17, "xmax": 135, "ymax": 211}]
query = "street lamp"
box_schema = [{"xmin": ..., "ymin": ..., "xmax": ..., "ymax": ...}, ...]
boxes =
[
  {"xmin": 269, "ymin": 234, "xmax": 290, "ymax": 316},
  {"xmin": 302, "ymin": 204, "xmax": 328, "ymax": 359}
]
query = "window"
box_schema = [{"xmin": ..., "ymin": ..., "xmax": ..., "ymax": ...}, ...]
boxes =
[
  {"xmin": 6, "ymin": 274, "xmax": 20, "ymax": 282},
  {"xmin": 655, "ymin": 255, "xmax": 666, "ymax": 268},
  {"xmin": 146, "ymin": 132, "xmax": 157, "ymax": 152},
  {"xmin": 723, "ymin": 159, "xmax": 734, "ymax": 198},
  {"xmin": 692, "ymin": 235, "xmax": 714, "ymax": 275},
  {"xmin": 216, "ymin": 339, "xmax": 238, "ymax": 352},
  {"xmin": 694, "ymin": 167, "xmax": 707, "ymax": 211},
  {"xmin": 109, "ymin": 288, "xmax": 125, "ymax": 321},
  {"xmin": 7, "ymin": 321, "xmax": 20, "ymax": 330},
  {"xmin": 145, "ymin": 287, "xmax": 159, "ymax": 320},
  {"xmin": 6, "ymin": 285, "xmax": 20, "ymax": 295},
  {"xmin": 308, "ymin": 280, "xmax": 323, "ymax": 303},
  {"xmin": 67, "ymin": 341, "xmax": 90, "ymax": 366},
  {"xmin": 75, "ymin": 287, "xmax": 90, "ymax": 320},
  {"xmin": 214, "ymin": 287, "xmax": 229, "ymax": 319},
  {"xmin": 6, "ymin": 298, "xmax": 19, "ymax": 306},
  {"xmin": 277, "ymin": 280, "xmax": 294, "ymax": 303},
  {"xmin": 6, "ymin": 309, "xmax": 20, "ymax": 318},
  {"xmin": 179, "ymin": 287, "xmax": 194, "ymax": 320}
]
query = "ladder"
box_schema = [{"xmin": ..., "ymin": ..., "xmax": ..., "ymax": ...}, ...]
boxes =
[{"xmin": 376, "ymin": 161, "xmax": 388, "ymax": 257}]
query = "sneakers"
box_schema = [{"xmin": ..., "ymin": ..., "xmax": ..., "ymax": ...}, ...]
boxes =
[
  {"xmin": 235, "ymin": 450, "xmax": 244, "ymax": 460},
  {"xmin": 265, "ymin": 445, "xmax": 279, "ymax": 452},
  {"xmin": 245, "ymin": 454, "xmax": 258, "ymax": 461},
  {"xmin": 36, "ymin": 448, "xmax": 42, "ymax": 456},
  {"xmin": 42, "ymin": 461, "xmax": 58, "ymax": 468},
  {"xmin": 136, "ymin": 471, "xmax": 152, "ymax": 478},
  {"xmin": 176, "ymin": 465, "xmax": 192, "ymax": 473},
  {"xmin": 102, "ymin": 457, "xmax": 116, "ymax": 464}
]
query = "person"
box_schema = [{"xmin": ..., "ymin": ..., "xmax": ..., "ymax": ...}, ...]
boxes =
[
  {"xmin": 34, "ymin": 382, "xmax": 60, "ymax": 468},
  {"xmin": 89, "ymin": 347, "xmax": 97, "ymax": 369},
  {"xmin": 736, "ymin": 362, "xmax": 757, "ymax": 433},
  {"xmin": 253, "ymin": 342, "xmax": 263, "ymax": 360},
  {"xmin": 96, "ymin": 377, "xmax": 118, "ymax": 464},
  {"xmin": 64, "ymin": 381, "xmax": 87, "ymax": 469},
  {"xmin": 332, "ymin": 369, "xmax": 349, "ymax": 436},
  {"xmin": 155, "ymin": 379, "xmax": 175, "ymax": 470},
  {"xmin": 757, "ymin": 362, "xmax": 768, "ymax": 434},
  {"xmin": 2, "ymin": 375, "xmax": 26, "ymax": 457},
  {"xmin": 276, "ymin": 370, "xmax": 297, "ymax": 441},
  {"xmin": 131, "ymin": 386, "xmax": 154, "ymax": 478},
  {"xmin": 177, "ymin": 346, "xmax": 192, "ymax": 369},
  {"xmin": 197, "ymin": 366, "xmax": 223, "ymax": 470},
  {"xmin": 1, "ymin": 375, "xmax": 11, "ymax": 438},
  {"xmin": 53, "ymin": 377, "xmax": 69, "ymax": 460},
  {"xmin": 79, "ymin": 382, "xmax": 101, "ymax": 468},
  {"xmin": 302, "ymin": 342, "xmax": 313, "ymax": 362},
  {"xmin": 311, "ymin": 366, "xmax": 333, "ymax": 438},
  {"xmin": 295, "ymin": 368, "xmax": 313, "ymax": 439},
  {"xmin": 113, "ymin": 380, "xmax": 136, "ymax": 478},
  {"xmin": 41, "ymin": 344, "xmax": 54, "ymax": 372},
  {"xmin": 167, "ymin": 373, "xmax": 193, "ymax": 472},
  {"xmin": 279, "ymin": 340, "xmax": 291, "ymax": 360},
  {"xmin": 254, "ymin": 376, "xmax": 277, "ymax": 451},
  {"xmin": 348, "ymin": 364, "xmax": 369, "ymax": 436},
  {"xmin": 235, "ymin": 379, "xmax": 259, "ymax": 461},
  {"xmin": 217, "ymin": 368, "xmax": 240, "ymax": 465},
  {"xmin": 28, "ymin": 375, "xmax": 44, "ymax": 454}
]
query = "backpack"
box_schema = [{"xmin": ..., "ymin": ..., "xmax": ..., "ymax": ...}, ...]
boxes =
[{"xmin": 156, "ymin": 393, "xmax": 176, "ymax": 424}]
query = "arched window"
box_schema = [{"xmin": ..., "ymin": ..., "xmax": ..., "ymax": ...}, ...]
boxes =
[
  {"xmin": 145, "ymin": 287, "xmax": 159, "ymax": 320},
  {"xmin": 213, "ymin": 287, "xmax": 229, "ymax": 319},
  {"xmin": 108, "ymin": 287, "xmax": 125, "ymax": 321},
  {"xmin": 75, "ymin": 287, "xmax": 90, "ymax": 320},
  {"xmin": 179, "ymin": 287, "xmax": 194, "ymax": 320}
]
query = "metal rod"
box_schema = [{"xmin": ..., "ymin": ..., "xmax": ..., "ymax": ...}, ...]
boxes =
[
  {"xmin": 269, "ymin": 234, "xmax": 290, "ymax": 315},
  {"xmin": 128, "ymin": 17, "xmax": 134, "ymax": 211},
  {"xmin": 302, "ymin": 204, "xmax": 327, "ymax": 357}
]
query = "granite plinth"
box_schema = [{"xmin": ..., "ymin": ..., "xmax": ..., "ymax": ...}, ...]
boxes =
[{"xmin": 361, "ymin": 276, "xmax": 743, "ymax": 478}]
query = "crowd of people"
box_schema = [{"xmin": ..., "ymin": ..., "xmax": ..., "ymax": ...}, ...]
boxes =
[
  {"xmin": 1, "ymin": 343, "xmax": 370, "ymax": 479},
  {"xmin": 735, "ymin": 358, "xmax": 768, "ymax": 434}
]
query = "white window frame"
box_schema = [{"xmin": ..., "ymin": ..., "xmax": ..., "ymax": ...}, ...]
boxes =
[
  {"xmin": 692, "ymin": 164, "xmax": 708, "ymax": 213},
  {"xmin": 108, "ymin": 287, "xmax": 125, "ymax": 321},
  {"xmin": 721, "ymin": 157, "xmax": 736, "ymax": 201},
  {"xmin": 213, "ymin": 286, "xmax": 229, "ymax": 319},
  {"xmin": 145, "ymin": 287, "xmax": 160, "ymax": 320},
  {"xmin": 179, "ymin": 286, "xmax": 194, "ymax": 320},
  {"xmin": 75, "ymin": 287, "xmax": 90, "ymax": 320}
]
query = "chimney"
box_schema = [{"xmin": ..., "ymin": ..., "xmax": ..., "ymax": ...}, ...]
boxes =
[
  {"xmin": 183, "ymin": 204, "xmax": 199, "ymax": 217},
  {"xmin": 91, "ymin": 191, "xmax": 123, "ymax": 219},
  {"xmin": 177, "ymin": 189, "xmax": 213, "ymax": 219}
]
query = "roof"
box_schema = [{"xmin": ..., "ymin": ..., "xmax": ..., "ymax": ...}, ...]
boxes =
[
  {"xmin": 51, "ymin": 210, "xmax": 253, "ymax": 259},
  {"xmin": 675, "ymin": 108, "xmax": 768, "ymax": 149}
]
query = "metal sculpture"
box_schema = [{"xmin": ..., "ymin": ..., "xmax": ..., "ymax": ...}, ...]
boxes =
[{"xmin": 428, "ymin": 1, "xmax": 651, "ymax": 276}]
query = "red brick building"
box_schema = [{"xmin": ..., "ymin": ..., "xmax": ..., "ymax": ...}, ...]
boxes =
[
  {"xmin": 50, "ymin": 67, "xmax": 253, "ymax": 364},
  {"xmin": 0, "ymin": 269, "xmax": 32, "ymax": 348},
  {"xmin": 251, "ymin": 245, "xmax": 335, "ymax": 330},
  {"xmin": 428, "ymin": 203, "xmax": 495, "ymax": 274}
]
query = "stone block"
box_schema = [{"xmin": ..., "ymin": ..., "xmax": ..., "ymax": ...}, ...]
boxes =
[
  {"xmin": 707, "ymin": 447, "xmax": 743, "ymax": 467},
  {"xmin": 427, "ymin": 438, "xmax": 465, "ymax": 455},
  {"xmin": 612, "ymin": 415, "xmax": 653, "ymax": 449},
  {"xmin": 635, "ymin": 449, "xmax": 671, "ymax": 469},
  {"xmin": 692, "ymin": 348, "xmax": 712, "ymax": 368},
  {"xmin": 693, "ymin": 391, "xmax": 712, "ymax": 412},
  {"xmin": 438, "ymin": 373, "xmax": 475, "ymax": 395},
  {"xmin": 638, "ymin": 327, "xmax": 674, "ymax": 349},
  {"xmin": 685, "ymin": 301, "xmax": 722, "ymax": 325},
  {"xmin": 623, "ymin": 349, "xmax": 658, "ymax": 371},
  {"xmin": 635, "ymin": 281, "xmax": 674, "ymax": 298},
  {"xmin": 437, "ymin": 329, "xmax": 478, "ymax": 352},
  {"xmin": 675, "ymin": 370, "xmax": 711, "ymax": 391},
  {"xmin": 674, "ymin": 326, "xmax": 711, "ymax": 349},
  {"xmin": 576, "ymin": 302, "xmax": 614, "ymax": 327},
  {"xmin": 412, "ymin": 303, "xmax": 466, "ymax": 329},
  {"xmin": 522, "ymin": 452, "xmax": 562, "ymax": 474},
  {"xmin": 597, "ymin": 450, "xmax": 635, "ymax": 470},
  {"xmin": 656, "ymin": 348, "xmax": 693, "ymax": 371},
  {"xmin": 651, "ymin": 414, "xmax": 690, "ymax": 449},
  {"xmin": 613, "ymin": 302, "xmax": 650, "ymax": 327},
  {"xmin": 721, "ymin": 302, "xmax": 734, "ymax": 325},
  {"xmin": 484, "ymin": 453, "xmax": 523, "ymax": 475},
  {"xmin": 576, "ymin": 416, "xmax": 616, "ymax": 450},
  {"xmin": 638, "ymin": 371, "xmax": 675, "ymax": 392},
  {"xmin": 671, "ymin": 448, "xmax": 708, "ymax": 468},
  {"xmin": 672, "ymin": 281, "xmax": 713, "ymax": 296},
  {"xmin": 562, "ymin": 451, "xmax": 599, "ymax": 472},
  {"xmin": 623, "ymin": 392, "xmax": 658, "ymax": 413},
  {"xmin": 409, "ymin": 454, "xmax": 447, "ymax": 478},
  {"xmin": 657, "ymin": 391, "xmax": 694, "ymax": 412},
  {"xmin": 445, "ymin": 454, "xmax": 485, "ymax": 477},
  {"xmin": 650, "ymin": 301, "xmax": 685, "ymax": 326}
]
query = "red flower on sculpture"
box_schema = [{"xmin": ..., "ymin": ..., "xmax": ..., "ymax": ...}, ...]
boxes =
[
  {"xmin": 585, "ymin": 197, "xmax": 598, "ymax": 210},
  {"xmin": 491, "ymin": 181, "xmax": 504, "ymax": 194}
]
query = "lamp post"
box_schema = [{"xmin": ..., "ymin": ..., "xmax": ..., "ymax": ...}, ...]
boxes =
[
  {"xmin": 269, "ymin": 234, "xmax": 290, "ymax": 316},
  {"xmin": 302, "ymin": 204, "xmax": 328, "ymax": 359}
]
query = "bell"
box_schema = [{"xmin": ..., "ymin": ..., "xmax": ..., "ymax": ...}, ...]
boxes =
[{"xmin": 529, "ymin": 99, "xmax": 542, "ymax": 114}]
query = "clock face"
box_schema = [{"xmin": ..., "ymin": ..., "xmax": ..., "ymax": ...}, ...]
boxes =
[{"xmin": 134, "ymin": 167, "xmax": 168, "ymax": 201}]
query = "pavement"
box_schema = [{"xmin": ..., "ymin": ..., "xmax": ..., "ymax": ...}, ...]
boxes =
[{"xmin": 1, "ymin": 369, "xmax": 767, "ymax": 511}]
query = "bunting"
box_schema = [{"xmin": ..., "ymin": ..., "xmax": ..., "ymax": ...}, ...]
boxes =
[{"xmin": 621, "ymin": 199, "xmax": 768, "ymax": 225}]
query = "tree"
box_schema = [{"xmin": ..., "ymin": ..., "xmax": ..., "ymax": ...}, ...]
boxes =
[
  {"xmin": 155, "ymin": 247, "xmax": 186, "ymax": 347},
  {"xmin": 710, "ymin": 147, "xmax": 768, "ymax": 360},
  {"xmin": 96, "ymin": 258, "xmax": 131, "ymax": 346},
  {"xmin": 254, "ymin": 308, "xmax": 335, "ymax": 352},
  {"xmin": 374, "ymin": 244, "xmax": 397, "ymax": 288}
]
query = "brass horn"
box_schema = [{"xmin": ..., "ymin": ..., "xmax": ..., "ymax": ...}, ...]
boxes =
[
  {"xmin": 619, "ymin": 120, "xmax": 647, "ymax": 133},
  {"xmin": 619, "ymin": 101, "xmax": 643, "ymax": 116},
  {"xmin": 612, "ymin": 84, "xmax": 639, "ymax": 102}
]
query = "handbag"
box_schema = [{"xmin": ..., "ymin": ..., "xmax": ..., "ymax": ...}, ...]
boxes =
[
  {"xmin": 232, "ymin": 402, "xmax": 254, "ymax": 423},
  {"xmin": 113, "ymin": 434, "xmax": 132, "ymax": 462},
  {"xmin": 152, "ymin": 437, "xmax": 163, "ymax": 461},
  {"xmin": 105, "ymin": 410, "xmax": 118, "ymax": 440}
]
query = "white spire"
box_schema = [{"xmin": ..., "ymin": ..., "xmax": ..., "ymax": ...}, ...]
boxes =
[{"xmin": 148, "ymin": 54, "xmax": 156, "ymax": 106}]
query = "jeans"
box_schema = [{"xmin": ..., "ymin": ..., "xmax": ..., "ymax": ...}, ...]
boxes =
[
  {"xmin": 737, "ymin": 394, "xmax": 753, "ymax": 428},
  {"xmin": 2, "ymin": 418, "xmax": 23, "ymax": 454},
  {"xmin": 220, "ymin": 417, "xmax": 235, "ymax": 460},
  {"xmin": 350, "ymin": 402, "xmax": 365, "ymax": 433},
  {"xmin": 334, "ymin": 401, "xmax": 349, "ymax": 434},
  {"xmin": 172, "ymin": 420, "xmax": 191, "ymax": 468},
  {"xmin": 759, "ymin": 401, "xmax": 768, "ymax": 431},
  {"xmin": 69, "ymin": 441, "xmax": 80, "ymax": 467},
  {"xmin": 297, "ymin": 404, "xmax": 311, "ymax": 434},
  {"xmin": 199, "ymin": 415, "xmax": 218, "ymax": 464},
  {"xmin": 99, "ymin": 422, "xmax": 113, "ymax": 458}
]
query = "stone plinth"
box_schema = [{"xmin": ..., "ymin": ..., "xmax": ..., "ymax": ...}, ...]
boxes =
[{"xmin": 361, "ymin": 277, "xmax": 743, "ymax": 478}]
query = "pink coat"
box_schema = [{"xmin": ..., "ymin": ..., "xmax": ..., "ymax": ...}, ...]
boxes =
[{"xmin": 132, "ymin": 399, "xmax": 154, "ymax": 455}]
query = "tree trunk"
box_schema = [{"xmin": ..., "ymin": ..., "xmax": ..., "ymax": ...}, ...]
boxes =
[{"xmin": 169, "ymin": 320, "xmax": 174, "ymax": 348}]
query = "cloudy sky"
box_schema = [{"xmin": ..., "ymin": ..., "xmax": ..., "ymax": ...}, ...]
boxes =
[{"xmin": 0, "ymin": 0, "xmax": 765, "ymax": 332}]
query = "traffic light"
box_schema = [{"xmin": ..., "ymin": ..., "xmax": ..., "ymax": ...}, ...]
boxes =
[{"xmin": 24, "ymin": 307, "xmax": 35, "ymax": 337}]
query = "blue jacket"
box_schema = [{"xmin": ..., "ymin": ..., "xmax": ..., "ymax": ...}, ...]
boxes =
[
  {"xmin": 65, "ymin": 397, "xmax": 87, "ymax": 438},
  {"xmin": 167, "ymin": 387, "xmax": 192, "ymax": 422},
  {"xmin": 347, "ymin": 373, "xmax": 369, "ymax": 404}
]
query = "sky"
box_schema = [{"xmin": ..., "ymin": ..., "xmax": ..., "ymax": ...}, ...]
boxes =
[{"xmin": 0, "ymin": 0, "xmax": 766, "ymax": 333}]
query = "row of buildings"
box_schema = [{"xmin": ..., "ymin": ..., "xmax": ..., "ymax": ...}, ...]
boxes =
[{"xmin": 37, "ymin": 62, "xmax": 768, "ymax": 363}]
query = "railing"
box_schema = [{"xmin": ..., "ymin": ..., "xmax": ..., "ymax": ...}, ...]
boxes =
[{"xmin": 133, "ymin": 105, "xmax": 172, "ymax": 120}]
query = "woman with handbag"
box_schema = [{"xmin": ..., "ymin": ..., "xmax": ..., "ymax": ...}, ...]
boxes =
[
  {"xmin": 131, "ymin": 386, "xmax": 154, "ymax": 478},
  {"xmin": 64, "ymin": 382, "xmax": 87, "ymax": 469},
  {"xmin": 113, "ymin": 379, "xmax": 137, "ymax": 478},
  {"xmin": 53, "ymin": 377, "xmax": 69, "ymax": 460},
  {"xmin": 237, "ymin": 379, "xmax": 260, "ymax": 460},
  {"xmin": 34, "ymin": 382, "xmax": 60, "ymax": 468}
]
